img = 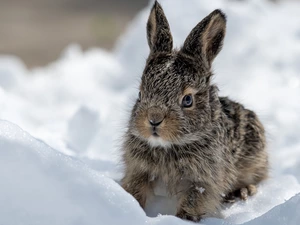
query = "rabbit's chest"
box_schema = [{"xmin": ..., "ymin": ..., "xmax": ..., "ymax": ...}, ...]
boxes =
[
  {"xmin": 153, "ymin": 177, "xmax": 168, "ymax": 196},
  {"xmin": 145, "ymin": 177, "xmax": 178, "ymax": 216},
  {"xmin": 150, "ymin": 176, "xmax": 191, "ymax": 197},
  {"xmin": 144, "ymin": 176, "xmax": 189, "ymax": 216}
]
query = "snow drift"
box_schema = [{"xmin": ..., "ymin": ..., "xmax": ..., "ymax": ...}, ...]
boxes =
[
  {"xmin": 0, "ymin": 0, "xmax": 300, "ymax": 224},
  {"xmin": 0, "ymin": 121, "xmax": 145, "ymax": 225},
  {"xmin": 0, "ymin": 120, "xmax": 299, "ymax": 225}
]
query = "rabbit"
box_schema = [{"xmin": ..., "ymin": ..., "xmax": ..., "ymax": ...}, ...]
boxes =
[{"xmin": 121, "ymin": 1, "xmax": 268, "ymax": 222}]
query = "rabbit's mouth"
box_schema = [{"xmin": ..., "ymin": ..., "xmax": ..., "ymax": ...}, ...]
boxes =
[
  {"xmin": 146, "ymin": 127, "xmax": 174, "ymax": 148},
  {"xmin": 152, "ymin": 126, "xmax": 159, "ymax": 137},
  {"xmin": 152, "ymin": 132, "xmax": 159, "ymax": 137}
]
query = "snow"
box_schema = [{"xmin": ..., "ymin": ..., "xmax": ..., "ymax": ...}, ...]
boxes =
[
  {"xmin": 0, "ymin": 120, "xmax": 299, "ymax": 225},
  {"xmin": 246, "ymin": 194, "xmax": 300, "ymax": 225},
  {"xmin": 67, "ymin": 106, "xmax": 100, "ymax": 154},
  {"xmin": 0, "ymin": 120, "xmax": 146, "ymax": 225},
  {"xmin": 196, "ymin": 187, "xmax": 206, "ymax": 194},
  {"xmin": 1, "ymin": 0, "xmax": 300, "ymax": 224}
]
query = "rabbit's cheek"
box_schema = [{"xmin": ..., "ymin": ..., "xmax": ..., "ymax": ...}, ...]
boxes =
[
  {"xmin": 134, "ymin": 113, "xmax": 152, "ymax": 139},
  {"xmin": 159, "ymin": 117, "xmax": 181, "ymax": 142}
]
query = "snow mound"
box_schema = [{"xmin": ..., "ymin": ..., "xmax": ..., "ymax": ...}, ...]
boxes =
[
  {"xmin": 0, "ymin": 0, "xmax": 300, "ymax": 224},
  {"xmin": 0, "ymin": 120, "xmax": 146, "ymax": 225},
  {"xmin": 0, "ymin": 119, "xmax": 299, "ymax": 225},
  {"xmin": 246, "ymin": 193, "xmax": 300, "ymax": 225}
]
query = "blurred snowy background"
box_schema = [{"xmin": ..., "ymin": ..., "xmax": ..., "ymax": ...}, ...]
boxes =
[
  {"xmin": 0, "ymin": 0, "xmax": 148, "ymax": 68},
  {"xmin": 0, "ymin": 0, "xmax": 300, "ymax": 224}
]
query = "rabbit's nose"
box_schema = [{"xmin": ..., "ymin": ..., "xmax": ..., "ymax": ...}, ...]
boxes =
[
  {"xmin": 148, "ymin": 107, "xmax": 164, "ymax": 127},
  {"xmin": 149, "ymin": 119, "xmax": 163, "ymax": 127}
]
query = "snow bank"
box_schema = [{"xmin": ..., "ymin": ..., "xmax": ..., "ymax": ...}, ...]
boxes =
[
  {"xmin": 0, "ymin": 120, "xmax": 146, "ymax": 225},
  {"xmin": 246, "ymin": 193, "xmax": 300, "ymax": 225},
  {"xmin": 0, "ymin": 119, "xmax": 299, "ymax": 225},
  {"xmin": 0, "ymin": 0, "xmax": 300, "ymax": 224}
]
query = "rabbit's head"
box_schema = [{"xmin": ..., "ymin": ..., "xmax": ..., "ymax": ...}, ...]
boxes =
[{"xmin": 129, "ymin": 1, "xmax": 226, "ymax": 148}]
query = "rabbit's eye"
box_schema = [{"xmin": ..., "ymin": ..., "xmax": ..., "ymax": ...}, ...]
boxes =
[
  {"xmin": 182, "ymin": 94, "xmax": 193, "ymax": 108},
  {"xmin": 138, "ymin": 91, "xmax": 141, "ymax": 102}
]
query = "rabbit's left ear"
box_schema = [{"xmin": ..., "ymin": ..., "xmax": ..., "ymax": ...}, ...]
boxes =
[
  {"xmin": 181, "ymin": 10, "xmax": 226, "ymax": 67},
  {"xmin": 147, "ymin": 1, "xmax": 173, "ymax": 53}
]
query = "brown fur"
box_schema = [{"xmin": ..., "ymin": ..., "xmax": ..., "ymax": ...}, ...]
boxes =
[{"xmin": 121, "ymin": 1, "xmax": 268, "ymax": 222}]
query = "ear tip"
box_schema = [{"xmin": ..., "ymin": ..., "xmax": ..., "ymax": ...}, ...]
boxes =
[
  {"xmin": 212, "ymin": 9, "xmax": 227, "ymax": 22},
  {"xmin": 150, "ymin": 1, "xmax": 166, "ymax": 21},
  {"xmin": 153, "ymin": 0, "xmax": 161, "ymax": 9}
]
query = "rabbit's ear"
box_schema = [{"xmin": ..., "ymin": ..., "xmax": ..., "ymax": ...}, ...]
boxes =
[
  {"xmin": 147, "ymin": 1, "xmax": 173, "ymax": 53},
  {"xmin": 181, "ymin": 10, "xmax": 226, "ymax": 67}
]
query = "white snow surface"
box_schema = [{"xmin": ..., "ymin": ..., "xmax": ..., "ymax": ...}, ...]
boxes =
[{"xmin": 1, "ymin": 0, "xmax": 300, "ymax": 224}]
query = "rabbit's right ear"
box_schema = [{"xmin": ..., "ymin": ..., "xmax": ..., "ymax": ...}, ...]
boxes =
[
  {"xmin": 181, "ymin": 10, "xmax": 226, "ymax": 67},
  {"xmin": 147, "ymin": 1, "xmax": 173, "ymax": 53}
]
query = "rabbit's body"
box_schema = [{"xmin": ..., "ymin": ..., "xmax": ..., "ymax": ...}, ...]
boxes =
[{"xmin": 121, "ymin": 1, "xmax": 268, "ymax": 222}]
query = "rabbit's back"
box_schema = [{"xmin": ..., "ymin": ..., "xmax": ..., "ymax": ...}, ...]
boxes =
[{"xmin": 219, "ymin": 97, "xmax": 268, "ymax": 189}]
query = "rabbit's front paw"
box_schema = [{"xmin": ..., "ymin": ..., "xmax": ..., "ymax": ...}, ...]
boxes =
[{"xmin": 224, "ymin": 184, "xmax": 257, "ymax": 202}]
